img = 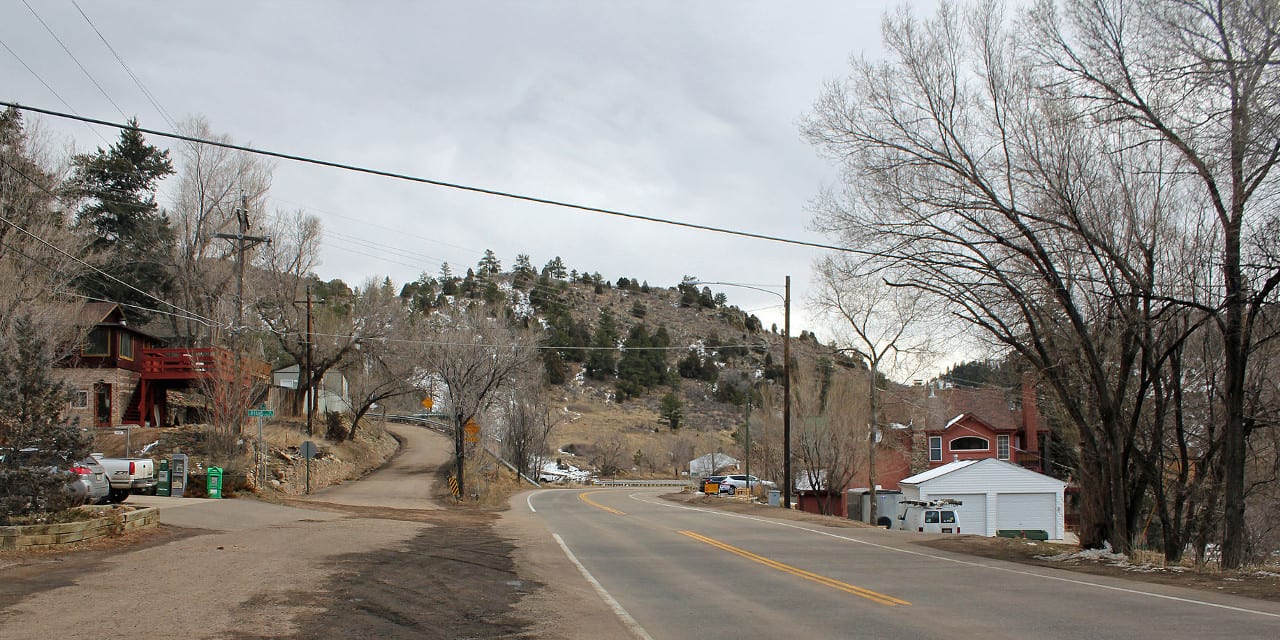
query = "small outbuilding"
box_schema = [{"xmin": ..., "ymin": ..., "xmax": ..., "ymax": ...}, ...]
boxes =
[{"xmin": 898, "ymin": 458, "xmax": 1067, "ymax": 539}]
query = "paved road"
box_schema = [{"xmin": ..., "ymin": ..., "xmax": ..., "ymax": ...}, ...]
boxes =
[
  {"xmin": 524, "ymin": 488, "xmax": 1280, "ymax": 640},
  {"xmin": 296, "ymin": 420, "xmax": 450, "ymax": 510}
]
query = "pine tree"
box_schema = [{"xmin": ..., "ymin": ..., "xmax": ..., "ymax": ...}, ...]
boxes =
[
  {"xmin": 659, "ymin": 392, "xmax": 684, "ymax": 431},
  {"xmin": 65, "ymin": 120, "xmax": 175, "ymax": 319},
  {"xmin": 477, "ymin": 249, "xmax": 501, "ymax": 279},
  {"xmin": 585, "ymin": 309, "xmax": 618, "ymax": 380},
  {"xmin": 0, "ymin": 316, "xmax": 90, "ymax": 521},
  {"xmin": 542, "ymin": 256, "xmax": 568, "ymax": 279}
]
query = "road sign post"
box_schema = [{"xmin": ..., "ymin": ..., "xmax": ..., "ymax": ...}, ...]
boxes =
[
  {"xmin": 300, "ymin": 440, "xmax": 318, "ymax": 494},
  {"xmin": 248, "ymin": 408, "xmax": 274, "ymax": 490}
]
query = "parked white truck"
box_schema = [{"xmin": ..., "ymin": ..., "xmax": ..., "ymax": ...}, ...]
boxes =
[{"xmin": 90, "ymin": 454, "xmax": 158, "ymax": 503}]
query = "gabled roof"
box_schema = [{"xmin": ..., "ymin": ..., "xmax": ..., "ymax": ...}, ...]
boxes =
[
  {"xmin": 900, "ymin": 459, "xmax": 980, "ymax": 485},
  {"xmin": 881, "ymin": 384, "xmax": 1023, "ymax": 432},
  {"xmin": 939, "ymin": 412, "xmax": 1014, "ymax": 434},
  {"xmin": 901, "ymin": 457, "xmax": 1066, "ymax": 487},
  {"xmin": 76, "ymin": 301, "xmax": 123, "ymax": 325}
]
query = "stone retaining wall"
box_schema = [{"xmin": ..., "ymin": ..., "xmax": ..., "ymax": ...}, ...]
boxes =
[{"xmin": 0, "ymin": 506, "xmax": 159, "ymax": 551}]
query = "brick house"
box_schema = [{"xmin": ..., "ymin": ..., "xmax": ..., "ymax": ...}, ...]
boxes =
[
  {"xmin": 875, "ymin": 377, "xmax": 1045, "ymax": 489},
  {"xmin": 57, "ymin": 302, "xmax": 269, "ymax": 427}
]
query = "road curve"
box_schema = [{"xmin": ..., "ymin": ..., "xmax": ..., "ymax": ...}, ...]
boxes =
[
  {"xmin": 517, "ymin": 488, "xmax": 1280, "ymax": 640},
  {"xmin": 297, "ymin": 421, "xmax": 451, "ymax": 510}
]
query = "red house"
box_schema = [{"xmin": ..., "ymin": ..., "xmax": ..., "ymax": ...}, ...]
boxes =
[
  {"xmin": 58, "ymin": 302, "xmax": 269, "ymax": 428},
  {"xmin": 875, "ymin": 377, "xmax": 1045, "ymax": 489}
]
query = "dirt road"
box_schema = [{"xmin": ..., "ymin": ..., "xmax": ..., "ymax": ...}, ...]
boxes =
[{"xmin": 0, "ymin": 423, "xmax": 588, "ymax": 640}]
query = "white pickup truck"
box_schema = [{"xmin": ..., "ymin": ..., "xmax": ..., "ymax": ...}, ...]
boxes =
[{"xmin": 90, "ymin": 454, "xmax": 158, "ymax": 503}]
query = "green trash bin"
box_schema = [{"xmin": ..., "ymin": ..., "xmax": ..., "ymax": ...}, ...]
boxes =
[
  {"xmin": 206, "ymin": 466, "xmax": 223, "ymax": 499},
  {"xmin": 156, "ymin": 458, "xmax": 170, "ymax": 497}
]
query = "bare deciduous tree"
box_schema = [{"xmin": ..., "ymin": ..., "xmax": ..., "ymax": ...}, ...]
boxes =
[
  {"xmin": 501, "ymin": 389, "xmax": 562, "ymax": 480},
  {"xmin": 1023, "ymin": 0, "xmax": 1280, "ymax": 568},
  {"xmin": 414, "ymin": 302, "xmax": 537, "ymax": 498},
  {"xmin": 341, "ymin": 278, "xmax": 417, "ymax": 441},
  {"xmin": 811, "ymin": 256, "xmax": 938, "ymax": 522},
  {"xmin": 167, "ymin": 117, "xmax": 273, "ymax": 346},
  {"xmin": 801, "ymin": 1, "xmax": 1241, "ymax": 557}
]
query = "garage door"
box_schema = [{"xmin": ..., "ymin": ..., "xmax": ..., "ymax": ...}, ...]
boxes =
[
  {"xmin": 930, "ymin": 493, "xmax": 987, "ymax": 536},
  {"xmin": 997, "ymin": 493, "xmax": 1056, "ymax": 534}
]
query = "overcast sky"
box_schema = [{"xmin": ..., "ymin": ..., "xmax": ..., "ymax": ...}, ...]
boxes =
[{"xmin": 2, "ymin": 0, "xmax": 919, "ymax": 347}]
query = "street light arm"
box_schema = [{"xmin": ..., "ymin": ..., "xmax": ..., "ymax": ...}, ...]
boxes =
[{"xmin": 689, "ymin": 277, "xmax": 793, "ymax": 510}]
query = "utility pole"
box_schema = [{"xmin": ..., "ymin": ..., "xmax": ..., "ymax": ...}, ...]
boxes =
[
  {"xmin": 212, "ymin": 192, "xmax": 269, "ymax": 437},
  {"xmin": 305, "ymin": 285, "xmax": 314, "ymax": 436},
  {"xmin": 783, "ymin": 275, "xmax": 792, "ymax": 510}
]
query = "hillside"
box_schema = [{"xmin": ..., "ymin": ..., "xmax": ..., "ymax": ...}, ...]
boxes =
[{"xmin": 400, "ymin": 265, "xmax": 859, "ymax": 480}]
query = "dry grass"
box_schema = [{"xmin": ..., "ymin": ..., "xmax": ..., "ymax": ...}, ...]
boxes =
[{"xmin": 548, "ymin": 387, "xmax": 738, "ymax": 477}]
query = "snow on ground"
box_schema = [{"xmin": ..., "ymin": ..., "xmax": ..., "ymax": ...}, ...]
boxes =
[{"xmin": 538, "ymin": 460, "xmax": 593, "ymax": 484}]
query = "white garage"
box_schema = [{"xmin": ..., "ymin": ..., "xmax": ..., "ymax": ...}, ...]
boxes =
[{"xmin": 899, "ymin": 458, "xmax": 1067, "ymax": 539}]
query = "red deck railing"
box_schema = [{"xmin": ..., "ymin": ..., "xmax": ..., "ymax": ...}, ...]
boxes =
[{"xmin": 140, "ymin": 348, "xmax": 270, "ymax": 384}]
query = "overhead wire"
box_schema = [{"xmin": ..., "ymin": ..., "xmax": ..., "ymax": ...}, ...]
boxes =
[
  {"xmin": 20, "ymin": 0, "xmax": 130, "ymax": 123},
  {"xmin": 0, "ymin": 155, "xmax": 218, "ymax": 327},
  {"xmin": 2, "ymin": 102, "xmax": 866, "ymax": 256},
  {"xmin": 71, "ymin": 0, "xmax": 178, "ymax": 131},
  {"xmin": 0, "ymin": 36, "xmax": 116, "ymax": 149}
]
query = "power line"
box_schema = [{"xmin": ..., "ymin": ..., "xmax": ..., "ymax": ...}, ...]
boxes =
[
  {"xmin": 0, "ymin": 155, "xmax": 218, "ymax": 327},
  {"xmin": 71, "ymin": 0, "xmax": 178, "ymax": 130},
  {"xmin": 20, "ymin": 1, "xmax": 130, "ymax": 122},
  {"xmin": 2, "ymin": 101, "xmax": 864, "ymax": 256},
  {"xmin": 0, "ymin": 37, "xmax": 115, "ymax": 148}
]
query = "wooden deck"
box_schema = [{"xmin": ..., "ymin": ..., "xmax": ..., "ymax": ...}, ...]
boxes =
[{"xmin": 139, "ymin": 348, "xmax": 270, "ymax": 383}]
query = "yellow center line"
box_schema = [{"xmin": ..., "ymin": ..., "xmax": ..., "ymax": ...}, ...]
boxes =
[
  {"xmin": 679, "ymin": 530, "xmax": 910, "ymax": 607},
  {"xmin": 579, "ymin": 491, "xmax": 627, "ymax": 515}
]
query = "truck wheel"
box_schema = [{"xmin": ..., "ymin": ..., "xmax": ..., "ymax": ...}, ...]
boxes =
[{"xmin": 108, "ymin": 489, "xmax": 129, "ymax": 503}]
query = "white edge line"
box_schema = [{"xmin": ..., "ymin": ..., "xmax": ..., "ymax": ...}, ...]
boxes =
[
  {"xmin": 627, "ymin": 493, "xmax": 1280, "ymax": 620},
  {"xmin": 526, "ymin": 492, "xmax": 537, "ymax": 513},
  {"xmin": 553, "ymin": 533, "xmax": 655, "ymax": 640}
]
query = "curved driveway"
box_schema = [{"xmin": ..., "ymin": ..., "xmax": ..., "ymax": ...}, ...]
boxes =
[{"xmin": 299, "ymin": 422, "xmax": 450, "ymax": 510}]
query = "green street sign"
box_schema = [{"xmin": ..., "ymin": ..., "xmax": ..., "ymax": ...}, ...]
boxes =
[{"xmin": 247, "ymin": 409, "xmax": 274, "ymax": 417}]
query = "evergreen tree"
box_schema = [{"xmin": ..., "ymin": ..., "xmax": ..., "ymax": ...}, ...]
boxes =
[
  {"xmin": 542, "ymin": 256, "xmax": 568, "ymax": 279},
  {"xmin": 585, "ymin": 309, "xmax": 618, "ymax": 380},
  {"xmin": 460, "ymin": 268, "xmax": 478, "ymax": 297},
  {"xmin": 543, "ymin": 350, "xmax": 567, "ymax": 384},
  {"xmin": 659, "ymin": 392, "xmax": 684, "ymax": 431},
  {"xmin": 513, "ymin": 253, "xmax": 536, "ymax": 289},
  {"xmin": 477, "ymin": 249, "xmax": 501, "ymax": 279},
  {"xmin": 0, "ymin": 316, "xmax": 90, "ymax": 522},
  {"xmin": 65, "ymin": 120, "xmax": 175, "ymax": 319},
  {"xmin": 616, "ymin": 324, "xmax": 671, "ymax": 398}
]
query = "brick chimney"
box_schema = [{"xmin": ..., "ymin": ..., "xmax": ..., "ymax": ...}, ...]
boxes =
[{"xmin": 1021, "ymin": 373, "xmax": 1040, "ymax": 472}]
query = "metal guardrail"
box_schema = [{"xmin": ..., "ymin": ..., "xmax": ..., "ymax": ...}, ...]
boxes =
[
  {"xmin": 386, "ymin": 414, "xmax": 451, "ymax": 433},
  {"xmin": 592, "ymin": 479, "xmax": 692, "ymax": 487}
]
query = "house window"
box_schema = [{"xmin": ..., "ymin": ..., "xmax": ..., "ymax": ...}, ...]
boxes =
[
  {"xmin": 997, "ymin": 435, "xmax": 1010, "ymax": 460},
  {"xmin": 929, "ymin": 436, "xmax": 942, "ymax": 462},
  {"xmin": 83, "ymin": 328, "xmax": 109, "ymax": 356},
  {"xmin": 70, "ymin": 390, "xmax": 89, "ymax": 409},
  {"xmin": 119, "ymin": 333, "xmax": 135, "ymax": 361},
  {"xmin": 950, "ymin": 436, "xmax": 990, "ymax": 451}
]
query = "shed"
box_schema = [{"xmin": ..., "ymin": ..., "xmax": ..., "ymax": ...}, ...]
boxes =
[{"xmin": 899, "ymin": 458, "xmax": 1067, "ymax": 539}]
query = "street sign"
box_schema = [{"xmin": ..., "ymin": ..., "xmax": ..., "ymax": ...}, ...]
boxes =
[
  {"xmin": 421, "ymin": 397, "xmax": 434, "ymax": 410},
  {"xmin": 300, "ymin": 440, "xmax": 318, "ymax": 459},
  {"xmin": 248, "ymin": 409, "xmax": 274, "ymax": 417},
  {"xmin": 463, "ymin": 419, "xmax": 480, "ymax": 444}
]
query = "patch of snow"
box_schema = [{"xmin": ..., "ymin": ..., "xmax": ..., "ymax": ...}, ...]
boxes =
[
  {"xmin": 1036, "ymin": 541, "xmax": 1128, "ymax": 564},
  {"xmin": 140, "ymin": 440, "xmax": 160, "ymax": 454},
  {"xmin": 944, "ymin": 414, "xmax": 966, "ymax": 429}
]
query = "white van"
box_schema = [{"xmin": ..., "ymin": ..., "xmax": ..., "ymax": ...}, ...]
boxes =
[{"xmin": 897, "ymin": 499, "xmax": 963, "ymax": 534}]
